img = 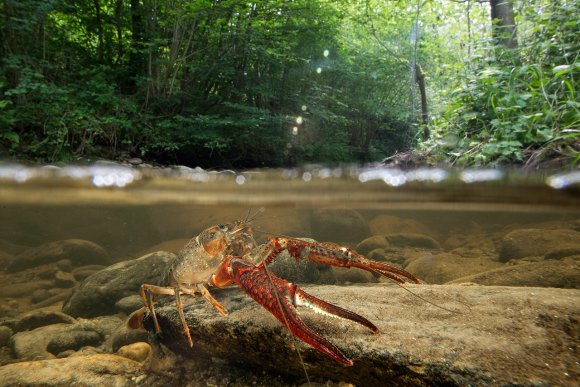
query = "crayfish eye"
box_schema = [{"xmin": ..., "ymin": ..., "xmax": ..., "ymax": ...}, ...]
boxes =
[{"xmin": 218, "ymin": 224, "xmax": 228, "ymax": 231}]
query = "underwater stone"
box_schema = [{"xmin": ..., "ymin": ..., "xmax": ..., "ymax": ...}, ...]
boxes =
[
  {"xmin": 54, "ymin": 270, "xmax": 77, "ymax": 288},
  {"xmin": 71, "ymin": 264, "xmax": 107, "ymax": 281},
  {"xmin": 117, "ymin": 342, "xmax": 151, "ymax": 363},
  {"xmin": 141, "ymin": 284, "xmax": 579, "ymax": 386},
  {"xmin": 62, "ymin": 251, "xmax": 176, "ymax": 318},
  {"xmin": 7, "ymin": 239, "xmax": 111, "ymax": 272},
  {"xmin": 13, "ymin": 310, "xmax": 76, "ymax": 333},
  {"xmin": 0, "ymin": 326, "xmax": 13, "ymax": 347},
  {"xmin": 111, "ymin": 326, "xmax": 149, "ymax": 353},
  {"xmin": 31, "ymin": 288, "xmax": 56, "ymax": 304},
  {"xmin": 355, "ymin": 236, "xmax": 390, "ymax": 255},
  {"xmin": 115, "ymin": 295, "xmax": 144, "ymax": 315},
  {"xmin": 368, "ymin": 215, "xmax": 435, "ymax": 237},
  {"xmin": 545, "ymin": 247, "xmax": 580, "ymax": 260},
  {"xmin": 447, "ymin": 257, "xmax": 580, "ymax": 288},
  {"xmin": 404, "ymin": 252, "xmax": 503, "ymax": 284},
  {"xmin": 0, "ymin": 354, "xmax": 144, "ymax": 386},
  {"xmin": 384, "ymin": 233, "xmax": 441, "ymax": 249},
  {"xmin": 310, "ymin": 209, "xmax": 371, "ymax": 244},
  {"xmin": 46, "ymin": 330, "xmax": 102, "ymax": 355},
  {"xmin": 31, "ymin": 289, "xmax": 73, "ymax": 308},
  {"xmin": 12, "ymin": 324, "xmax": 66, "ymax": 360},
  {"xmin": 500, "ymin": 228, "xmax": 580, "ymax": 262},
  {"xmin": 0, "ymin": 280, "xmax": 54, "ymax": 298},
  {"xmin": 55, "ymin": 259, "xmax": 73, "ymax": 272},
  {"xmin": 0, "ymin": 250, "xmax": 14, "ymax": 267}
]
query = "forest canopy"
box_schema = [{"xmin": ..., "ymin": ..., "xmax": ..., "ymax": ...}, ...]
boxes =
[{"xmin": 0, "ymin": 0, "xmax": 578, "ymax": 168}]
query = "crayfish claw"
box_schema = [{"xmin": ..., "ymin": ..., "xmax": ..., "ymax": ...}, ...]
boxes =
[
  {"xmin": 294, "ymin": 287, "xmax": 378, "ymax": 333},
  {"xmin": 228, "ymin": 259, "xmax": 372, "ymax": 366},
  {"xmin": 303, "ymin": 240, "xmax": 421, "ymax": 284}
]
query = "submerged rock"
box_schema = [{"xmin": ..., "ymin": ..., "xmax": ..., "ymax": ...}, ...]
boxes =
[
  {"xmin": 62, "ymin": 251, "xmax": 176, "ymax": 318},
  {"xmin": 0, "ymin": 280, "xmax": 54, "ymax": 298},
  {"xmin": 10, "ymin": 310, "xmax": 76, "ymax": 333},
  {"xmin": 404, "ymin": 252, "xmax": 503, "ymax": 284},
  {"xmin": 7, "ymin": 239, "xmax": 110, "ymax": 272},
  {"xmin": 448, "ymin": 257, "xmax": 580, "ymax": 288},
  {"xmin": 310, "ymin": 209, "xmax": 371, "ymax": 244},
  {"xmin": 117, "ymin": 342, "xmax": 151, "ymax": 363},
  {"xmin": 355, "ymin": 236, "xmax": 390, "ymax": 255},
  {"xmin": 0, "ymin": 354, "xmax": 144, "ymax": 386},
  {"xmin": 499, "ymin": 228, "xmax": 580, "ymax": 262},
  {"xmin": 368, "ymin": 215, "xmax": 435, "ymax": 238},
  {"xmin": 46, "ymin": 330, "xmax": 102, "ymax": 355},
  {"xmin": 71, "ymin": 264, "xmax": 107, "ymax": 281},
  {"xmin": 141, "ymin": 284, "xmax": 579, "ymax": 386},
  {"xmin": 384, "ymin": 233, "xmax": 441, "ymax": 249}
]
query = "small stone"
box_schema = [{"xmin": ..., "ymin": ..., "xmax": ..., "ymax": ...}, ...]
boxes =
[
  {"xmin": 500, "ymin": 228, "xmax": 580, "ymax": 262},
  {"xmin": 117, "ymin": 342, "xmax": 151, "ymax": 363},
  {"xmin": 0, "ymin": 299, "xmax": 20, "ymax": 318},
  {"xmin": 54, "ymin": 270, "xmax": 76, "ymax": 288},
  {"xmin": 115, "ymin": 295, "xmax": 144, "ymax": 315},
  {"xmin": 0, "ymin": 250, "xmax": 14, "ymax": 267},
  {"xmin": 46, "ymin": 330, "xmax": 102, "ymax": 355},
  {"xmin": 8, "ymin": 239, "xmax": 111, "ymax": 272},
  {"xmin": 355, "ymin": 236, "xmax": 389, "ymax": 255},
  {"xmin": 56, "ymin": 349, "xmax": 75, "ymax": 358},
  {"xmin": 545, "ymin": 247, "xmax": 580, "ymax": 260},
  {"xmin": 332, "ymin": 267, "xmax": 376, "ymax": 284},
  {"xmin": 32, "ymin": 289, "xmax": 73, "ymax": 308},
  {"xmin": 310, "ymin": 208, "xmax": 371, "ymax": 244},
  {"xmin": 12, "ymin": 324, "xmax": 67, "ymax": 360},
  {"xmin": 403, "ymin": 252, "xmax": 503, "ymax": 284},
  {"xmin": 0, "ymin": 326, "xmax": 13, "ymax": 347},
  {"xmin": 37, "ymin": 267, "xmax": 59, "ymax": 279},
  {"xmin": 56, "ymin": 259, "xmax": 73, "ymax": 272},
  {"xmin": 384, "ymin": 233, "xmax": 441, "ymax": 249},
  {"xmin": 448, "ymin": 258, "xmax": 580, "ymax": 288},
  {"xmin": 71, "ymin": 265, "xmax": 106, "ymax": 281},
  {"xmin": 368, "ymin": 215, "xmax": 435, "ymax": 237},
  {"xmin": 31, "ymin": 289, "xmax": 55, "ymax": 304},
  {"xmin": 111, "ymin": 326, "xmax": 149, "ymax": 352},
  {"xmin": 0, "ymin": 280, "xmax": 54, "ymax": 298},
  {"xmin": 14, "ymin": 310, "xmax": 76, "ymax": 333}
]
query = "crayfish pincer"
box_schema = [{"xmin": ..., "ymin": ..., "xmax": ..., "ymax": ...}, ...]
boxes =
[{"xmin": 137, "ymin": 219, "xmax": 421, "ymax": 366}]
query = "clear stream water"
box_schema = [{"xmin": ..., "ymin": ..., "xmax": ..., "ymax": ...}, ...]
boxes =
[{"xmin": 0, "ymin": 163, "xmax": 578, "ymax": 385}]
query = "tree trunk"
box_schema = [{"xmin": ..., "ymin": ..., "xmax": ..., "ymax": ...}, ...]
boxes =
[
  {"xmin": 127, "ymin": 0, "xmax": 145, "ymax": 94},
  {"xmin": 93, "ymin": 0, "xmax": 104, "ymax": 63},
  {"xmin": 114, "ymin": 0, "xmax": 124, "ymax": 64},
  {"xmin": 415, "ymin": 64, "xmax": 429, "ymax": 139},
  {"xmin": 489, "ymin": 0, "xmax": 517, "ymax": 49}
]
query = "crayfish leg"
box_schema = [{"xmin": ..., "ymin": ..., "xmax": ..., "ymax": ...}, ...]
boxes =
[
  {"xmin": 140, "ymin": 284, "xmax": 176, "ymax": 334},
  {"xmin": 196, "ymin": 283, "xmax": 228, "ymax": 317},
  {"xmin": 174, "ymin": 289, "xmax": 194, "ymax": 347}
]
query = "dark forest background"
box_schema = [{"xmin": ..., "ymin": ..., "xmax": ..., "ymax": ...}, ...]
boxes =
[{"xmin": 0, "ymin": 0, "xmax": 578, "ymax": 168}]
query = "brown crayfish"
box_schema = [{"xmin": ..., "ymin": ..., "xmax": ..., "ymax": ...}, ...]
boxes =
[{"xmin": 138, "ymin": 216, "xmax": 421, "ymax": 366}]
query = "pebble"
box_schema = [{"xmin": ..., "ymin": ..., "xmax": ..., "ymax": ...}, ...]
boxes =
[
  {"xmin": 117, "ymin": 342, "xmax": 151, "ymax": 363},
  {"xmin": 54, "ymin": 270, "xmax": 76, "ymax": 288}
]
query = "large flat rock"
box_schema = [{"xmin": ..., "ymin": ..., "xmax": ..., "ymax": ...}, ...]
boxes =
[{"xmin": 143, "ymin": 284, "xmax": 579, "ymax": 386}]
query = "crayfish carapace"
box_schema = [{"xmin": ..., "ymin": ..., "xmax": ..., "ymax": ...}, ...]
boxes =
[{"xmin": 137, "ymin": 217, "xmax": 421, "ymax": 366}]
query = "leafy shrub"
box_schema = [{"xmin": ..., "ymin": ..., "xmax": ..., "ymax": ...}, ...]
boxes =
[{"xmin": 427, "ymin": 1, "xmax": 579, "ymax": 166}]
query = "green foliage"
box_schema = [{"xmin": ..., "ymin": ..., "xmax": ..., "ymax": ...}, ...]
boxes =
[
  {"xmin": 2, "ymin": 0, "xmax": 576, "ymax": 168},
  {"xmin": 0, "ymin": 0, "xmax": 418, "ymax": 167},
  {"xmin": 427, "ymin": 0, "xmax": 579, "ymax": 166}
]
